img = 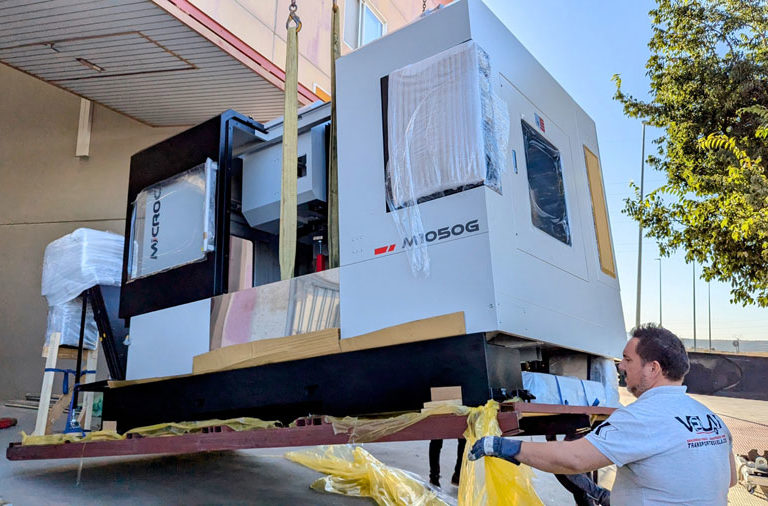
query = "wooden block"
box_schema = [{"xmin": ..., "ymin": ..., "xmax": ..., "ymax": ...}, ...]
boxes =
[
  {"xmin": 102, "ymin": 420, "xmax": 117, "ymax": 432},
  {"xmin": 339, "ymin": 312, "xmax": 466, "ymax": 353},
  {"xmin": 193, "ymin": 328, "xmax": 341, "ymax": 374},
  {"xmin": 431, "ymin": 386, "xmax": 463, "ymax": 402},
  {"xmin": 422, "ymin": 399, "xmax": 462, "ymax": 410}
]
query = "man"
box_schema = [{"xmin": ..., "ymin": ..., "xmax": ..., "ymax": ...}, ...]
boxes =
[{"xmin": 469, "ymin": 324, "xmax": 737, "ymax": 505}]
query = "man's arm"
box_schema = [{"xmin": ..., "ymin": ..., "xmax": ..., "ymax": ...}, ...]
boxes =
[
  {"xmin": 516, "ymin": 438, "xmax": 612, "ymax": 474},
  {"xmin": 469, "ymin": 436, "xmax": 612, "ymax": 474},
  {"xmin": 730, "ymin": 453, "xmax": 738, "ymax": 488}
]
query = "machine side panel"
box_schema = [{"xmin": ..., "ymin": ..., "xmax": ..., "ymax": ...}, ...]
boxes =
[{"xmin": 125, "ymin": 299, "xmax": 211, "ymax": 381}]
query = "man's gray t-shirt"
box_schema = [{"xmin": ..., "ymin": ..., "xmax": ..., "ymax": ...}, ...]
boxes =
[{"xmin": 585, "ymin": 386, "xmax": 732, "ymax": 505}]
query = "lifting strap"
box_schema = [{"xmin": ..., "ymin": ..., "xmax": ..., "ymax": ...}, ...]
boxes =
[
  {"xmin": 280, "ymin": 1, "xmax": 301, "ymax": 280},
  {"xmin": 327, "ymin": 0, "xmax": 341, "ymax": 268}
]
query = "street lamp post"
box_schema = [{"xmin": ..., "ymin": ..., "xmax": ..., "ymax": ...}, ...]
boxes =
[
  {"xmin": 692, "ymin": 260, "xmax": 697, "ymax": 349},
  {"xmin": 656, "ymin": 257, "xmax": 662, "ymax": 326},
  {"xmin": 635, "ymin": 123, "xmax": 646, "ymax": 328},
  {"xmin": 708, "ymin": 282, "xmax": 712, "ymax": 350}
]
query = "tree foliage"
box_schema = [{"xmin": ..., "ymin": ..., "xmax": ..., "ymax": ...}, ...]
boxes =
[{"xmin": 614, "ymin": 0, "xmax": 768, "ymax": 306}]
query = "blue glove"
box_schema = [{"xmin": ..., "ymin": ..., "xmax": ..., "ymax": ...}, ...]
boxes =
[{"xmin": 468, "ymin": 436, "xmax": 521, "ymax": 464}]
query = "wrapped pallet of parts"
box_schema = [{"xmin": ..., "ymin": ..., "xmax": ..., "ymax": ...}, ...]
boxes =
[
  {"xmin": 45, "ymin": 298, "xmax": 98, "ymax": 349},
  {"xmin": 41, "ymin": 228, "xmax": 124, "ymax": 306},
  {"xmin": 385, "ymin": 40, "xmax": 509, "ymax": 276}
]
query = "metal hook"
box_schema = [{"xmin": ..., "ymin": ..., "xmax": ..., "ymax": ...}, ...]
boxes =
[{"xmin": 286, "ymin": 0, "xmax": 302, "ymax": 32}]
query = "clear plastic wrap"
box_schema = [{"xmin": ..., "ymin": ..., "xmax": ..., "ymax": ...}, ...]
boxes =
[
  {"xmin": 385, "ymin": 41, "xmax": 509, "ymax": 276},
  {"xmin": 40, "ymin": 228, "xmax": 124, "ymax": 307},
  {"xmin": 45, "ymin": 298, "xmax": 98, "ymax": 349},
  {"xmin": 522, "ymin": 371, "xmax": 609, "ymax": 407},
  {"xmin": 127, "ymin": 158, "xmax": 217, "ymax": 281},
  {"xmin": 589, "ymin": 357, "xmax": 620, "ymax": 407}
]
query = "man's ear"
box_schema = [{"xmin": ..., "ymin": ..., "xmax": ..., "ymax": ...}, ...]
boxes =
[{"xmin": 649, "ymin": 360, "xmax": 662, "ymax": 377}]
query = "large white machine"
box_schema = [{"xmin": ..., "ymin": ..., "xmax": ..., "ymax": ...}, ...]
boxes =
[
  {"xmin": 122, "ymin": 0, "xmax": 625, "ymax": 382},
  {"xmin": 336, "ymin": 0, "xmax": 625, "ymax": 357}
]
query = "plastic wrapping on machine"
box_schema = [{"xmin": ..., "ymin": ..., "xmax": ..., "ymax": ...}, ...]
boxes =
[
  {"xmin": 127, "ymin": 159, "xmax": 217, "ymax": 281},
  {"xmin": 40, "ymin": 228, "xmax": 124, "ymax": 307},
  {"xmin": 45, "ymin": 298, "xmax": 98, "ymax": 349},
  {"xmin": 522, "ymin": 371, "xmax": 610, "ymax": 407},
  {"xmin": 385, "ymin": 41, "xmax": 509, "ymax": 276},
  {"xmin": 590, "ymin": 357, "xmax": 620, "ymax": 407}
]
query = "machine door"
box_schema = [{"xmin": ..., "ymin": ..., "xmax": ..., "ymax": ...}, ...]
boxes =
[
  {"xmin": 119, "ymin": 111, "xmax": 264, "ymax": 318},
  {"xmin": 498, "ymin": 75, "xmax": 589, "ymax": 281}
]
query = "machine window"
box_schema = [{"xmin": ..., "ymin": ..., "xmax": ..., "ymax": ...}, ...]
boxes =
[
  {"xmin": 521, "ymin": 121, "xmax": 571, "ymax": 245},
  {"xmin": 583, "ymin": 146, "xmax": 616, "ymax": 277}
]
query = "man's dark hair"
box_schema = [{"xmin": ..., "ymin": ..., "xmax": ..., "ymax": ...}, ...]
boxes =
[{"xmin": 630, "ymin": 324, "xmax": 690, "ymax": 380}]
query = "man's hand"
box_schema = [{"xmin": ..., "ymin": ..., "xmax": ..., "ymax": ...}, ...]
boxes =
[{"xmin": 468, "ymin": 436, "xmax": 521, "ymax": 464}]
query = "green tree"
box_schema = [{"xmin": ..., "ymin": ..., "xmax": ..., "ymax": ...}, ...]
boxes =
[{"xmin": 614, "ymin": 0, "xmax": 768, "ymax": 306}]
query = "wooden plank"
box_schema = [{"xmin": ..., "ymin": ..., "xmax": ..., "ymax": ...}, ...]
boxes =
[
  {"xmin": 33, "ymin": 332, "xmax": 61, "ymax": 436},
  {"xmin": 430, "ymin": 386, "xmax": 462, "ymax": 402},
  {"xmin": 75, "ymin": 98, "xmax": 92, "ymax": 157},
  {"xmin": 339, "ymin": 312, "xmax": 466, "ymax": 353},
  {"xmin": 192, "ymin": 328, "xmax": 341, "ymax": 374}
]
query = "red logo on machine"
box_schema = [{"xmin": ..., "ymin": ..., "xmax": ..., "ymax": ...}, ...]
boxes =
[{"xmin": 374, "ymin": 244, "xmax": 396, "ymax": 255}]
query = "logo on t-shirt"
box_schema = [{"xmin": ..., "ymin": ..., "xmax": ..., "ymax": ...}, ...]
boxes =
[
  {"xmin": 675, "ymin": 414, "xmax": 730, "ymax": 449},
  {"xmin": 674, "ymin": 414, "xmax": 723, "ymax": 435}
]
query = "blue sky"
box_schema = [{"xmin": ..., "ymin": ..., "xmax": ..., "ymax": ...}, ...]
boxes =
[{"xmin": 482, "ymin": 0, "xmax": 767, "ymax": 343}]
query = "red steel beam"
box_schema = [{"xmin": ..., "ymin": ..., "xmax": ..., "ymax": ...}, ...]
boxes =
[{"xmin": 6, "ymin": 412, "xmax": 520, "ymax": 461}]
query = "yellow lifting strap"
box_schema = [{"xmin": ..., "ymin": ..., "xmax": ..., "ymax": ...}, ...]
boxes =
[
  {"xmin": 280, "ymin": 1, "xmax": 301, "ymax": 281},
  {"xmin": 327, "ymin": 0, "xmax": 341, "ymax": 268}
]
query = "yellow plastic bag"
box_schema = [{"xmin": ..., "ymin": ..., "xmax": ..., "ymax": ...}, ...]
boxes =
[
  {"xmin": 458, "ymin": 401, "xmax": 543, "ymax": 506},
  {"xmin": 286, "ymin": 445, "xmax": 447, "ymax": 506}
]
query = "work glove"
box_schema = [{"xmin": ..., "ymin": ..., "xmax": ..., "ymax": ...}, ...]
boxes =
[{"xmin": 468, "ymin": 436, "xmax": 521, "ymax": 464}]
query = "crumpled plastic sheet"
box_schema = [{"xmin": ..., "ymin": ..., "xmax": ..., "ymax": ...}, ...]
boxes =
[
  {"xmin": 286, "ymin": 445, "xmax": 452, "ymax": 506},
  {"xmin": 325, "ymin": 403, "xmax": 470, "ymax": 443},
  {"xmin": 386, "ymin": 40, "xmax": 510, "ymax": 277},
  {"xmin": 290, "ymin": 400, "xmax": 542, "ymax": 506},
  {"xmin": 20, "ymin": 417, "xmax": 279, "ymax": 446},
  {"xmin": 458, "ymin": 401, "xmax": 543, "ymax": 506}
]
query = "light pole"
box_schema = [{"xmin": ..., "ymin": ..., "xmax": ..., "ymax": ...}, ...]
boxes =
[
  {"xmin": 635, "ymin": 123, "xmax": 646, "ymax": 328},
  {"xmin": 708, "ymin": 282, "xmax": 712, "ymax": 350},
  {"xmin": 656, "ymin": 257, "xmax": 662, "ymax": 326},
  {"xmin": 692, "ymin": 260, "xmax": 697, "ymax": 349}
]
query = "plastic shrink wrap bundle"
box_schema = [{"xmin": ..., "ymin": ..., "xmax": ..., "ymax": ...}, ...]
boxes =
[
  {"xmin": 45, "ymin": 298, "xmax": 98, "ymax": 349},
  {"xmin": 385, "ymin": 40, "xmax": 508, "ymax": 275},
  {"xmin": 41, "ymin": 228, "xmax": 124, "ymax": 349},
  {"xmin": 41, "ymin": 228, "xmax": 124, "ymax": 307}
]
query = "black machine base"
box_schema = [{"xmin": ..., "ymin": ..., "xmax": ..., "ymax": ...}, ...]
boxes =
[{"xmin": 102, "ymin": 333, "xmax": 523, "ymax": 432}]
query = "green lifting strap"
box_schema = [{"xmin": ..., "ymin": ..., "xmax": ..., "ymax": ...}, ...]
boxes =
[
  {"xmin": 280, "ymin": 11, "xmax": 300, "ymax": 281},
  {"xmin": 327, "ymin": 0, "xmax": 341, "ymax": 268}
]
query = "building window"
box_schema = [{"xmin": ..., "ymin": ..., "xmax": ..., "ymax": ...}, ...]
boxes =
[
  {"xmin": 344, "ymin": 0, "xmax": 386, "ymax": 49},
  {"xmin": 521, "ymin": 120, "xmax": 571, "ymax": 245}
]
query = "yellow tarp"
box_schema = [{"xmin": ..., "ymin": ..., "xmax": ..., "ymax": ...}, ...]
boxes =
[
  {"xmin": 21, "ymin": 417, "xmax": 279, "ymax": 446},
  {"xmin": 286, "ymin": 445, "xmax": 446, "ymax": 506},
  {"xmin": 290, "ymin": 401, "xmax": 543, "ymax": 505}
]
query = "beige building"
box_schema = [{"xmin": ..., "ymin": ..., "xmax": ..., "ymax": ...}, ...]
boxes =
[{"xmin": 0, "ymin": 0, "xmax": 440, "ymax": 401}]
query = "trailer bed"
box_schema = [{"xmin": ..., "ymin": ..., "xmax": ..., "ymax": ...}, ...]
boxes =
[{"xmin": 7, "ymin": 403, "xmax": 613, "ymax": 461}]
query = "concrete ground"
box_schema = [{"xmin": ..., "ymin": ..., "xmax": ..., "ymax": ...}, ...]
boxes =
[{"xmin": 1, "ymin": 391, "xmax": 766, "ymax": 505}]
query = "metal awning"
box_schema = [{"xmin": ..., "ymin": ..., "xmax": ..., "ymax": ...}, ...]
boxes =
[{"xmin": 0, "ymin": 0, "xmax": 319, "ymax": 126}]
